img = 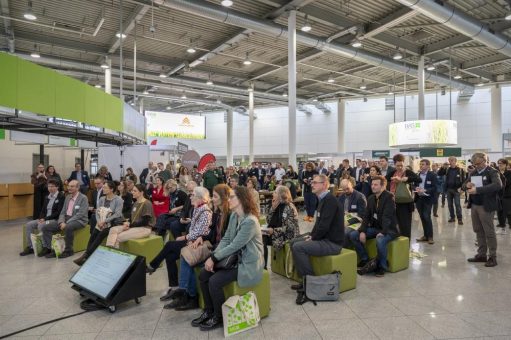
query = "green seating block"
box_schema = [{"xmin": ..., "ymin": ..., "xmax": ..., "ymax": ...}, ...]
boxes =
[
  {"xmin": 259, "ymin": 216, "xmax": 267, "ymax": 226},
  {"xmin": 119, "ymin": 234, "xmax": 164, "ymax": 265},
  {"xmin": 309, "ymin": 248, "xmax": 357, "ymax": 293},
  {"xmin": 270, "ymin": 244, "xmax": 299, "ymax": 281},
  {"xmin": 196, "ymin": 268, "xmax": 271, "ymax": 318},
  {"xmin": 21, "ymin": 223, "xmax": 90, "ymax": 253},
  {"xmin": 364, "ymin": 236, "xmax": 409, "ymax": 273}
]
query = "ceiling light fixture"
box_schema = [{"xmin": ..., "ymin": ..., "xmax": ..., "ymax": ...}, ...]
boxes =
[
  {"xmin": 95, "ymin": 84, "xmax": 102, "ymax": 88},
  {"xmin": 453, "ymin": 73, "xmax": 462, "ymax": 79},
  {"xmin": 351, "ymin": 39, "xmax": 362, "ymax": 48},
  {"xmin": 327, "ymin": 74, "xmax": 335, "ymax": 83},
  {"xmin": 506, "ymin": 12, "xmax": 511, "ymax": 20},
  {"xmin": 100, "ymin": 62, "xmax": 109, "ymax": 69},
  {"xmin": 476, "ymin": 78, "xmax": 484, "ymax": 87},
  {"xmin": 24, "ymin": 1, "xmax": 37, "ymax": 21},
  {"xmin": 243, "ymin": 52, "xmax": 252, "ymax": 65},
  {"xmin": 143, "ymin": 90, "xmax": 149, "ymax": 95},
  {"xmin": 186, "ymin": 42, "xmax": 196, "ymax": 54},
  {"xmin": 166, "ymin": 106, "xmax": 171, "ymax": 110},
  {"xmin": 312, "ymin": 98, "xmax": 318, "ymax": 102},
  {"xmin": 206, "ymin": 74, "xmax": 214, "ymax": 85},
  {"xmin": 359, "ymin": 79, "xmax": 366, "ymax": 90},
  {"xmin": 116, "ymin": 32, "xmax": 127, "ymax": 39},
  {"xmin": 301, "ymin": 14, "xmax": 312, "ymax": 32},
  {"xmin": 221, "ymin": 0, "xmax": 233, "ymax": 7},
  {"xmin": 180, "ymin": 92, "xmax": 187, "ymax": 99},
  {"xmin": 426, "ymin": 63, "xmax": 436, "ymax": 71},
  {"xmin": 392, "ymin": 49, "xmax": 403, "ymax": 60},
  {"xmin": 30, "ymin": 51, "xmax": 40, "ymax": 58},
  {"xmin": 282, "ymin": 91, "xmax": 288, "ymax": 97}
]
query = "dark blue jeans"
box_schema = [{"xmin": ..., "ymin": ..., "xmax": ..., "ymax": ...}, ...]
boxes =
[
  {"xmin": 349, "ymin": 228, "xmax": 396, "ymax": 271},
  {"xmin": 154, "ymin": 214, "xmax": 179, "ymax": 237},
  {"xmin": 178, "ymin": 258, "xmax": 198, "ymax": 297},
  {"xmin": 416, "ymin": 198, "xmax": 434, "ymax": 239},
  {"xmin": 303, "ymin": 192, "xmax": 317, "ymax": 217},
  {"xmin": 447, "ymin": 189, "xmax": 462, "ymax": 220}
]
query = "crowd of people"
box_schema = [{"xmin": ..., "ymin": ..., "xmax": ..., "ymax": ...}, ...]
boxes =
[{"xmin": 20, "ymin": 151, "xmax": 508, "ymax": 329}]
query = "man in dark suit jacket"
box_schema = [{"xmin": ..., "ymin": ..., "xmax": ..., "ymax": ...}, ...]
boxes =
[
  {"xmin": 88, "ymin": 176, "xmax": 105, "ymax": 233},
  {"xmin": 338, "ymin": 179, "xmax": 367, "ymax": 246},
  {"xmin": 291, "ymin": 174, "xmax": 344, "ymax": 302},
  {"xmin": 67, "ymin": 163, "xmax": 90, "ymax": 194},
  {"xmin": 248, "ymin": 163, "xmax": 266, "ymax": 188},
  {"xmin": 350, "ymin": 175, "xmax": 398, "ymax": 277},
  {"xmin": 20, "ymin": 179, "xmax": 66, "ymax": 256},
  {"xmin": 463, "ymin": 153, "xmax": 502, "ymax": 267},
  {"xmin": 379, "ymin": 156, "xmax": 395, "ymax": 177},
  {"xmin": 415, "ymin": 159, "xmax": 438, "ymax": 244},
  {"xmin": 139, "ymin": 161, "xmax": 153, "ymax": 185}
]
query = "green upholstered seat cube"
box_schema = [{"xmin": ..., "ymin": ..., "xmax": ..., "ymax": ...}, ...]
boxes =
[
  {"xmin": 309, "ymin": 248, "xmax": 357, "ymax": 293},
  {"xmin": 196, "ymin": 268, "xmax": 271, "ymax": 318},
  {"xmin": 364, "ymin": 236, "xmax": 409, "ymax": 273},
  {"xmin": 22, "ymin": 224, "xmax": 90, "ymax": 252},
  {"xmin": 270, "ymin": 244, "xmax": 300, "ymax": 281},
  {"xmin": 259, "ymin": 216, "xmax": 267, "ymax": 226},
  {"xmin": 119, "ymin": 234, "xmax": 164, "ymax": 265}
]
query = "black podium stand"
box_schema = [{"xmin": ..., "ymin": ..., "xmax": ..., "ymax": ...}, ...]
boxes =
[{"xmin": 70, "ymin": 247, "xmax": 146, "ymax": 313}]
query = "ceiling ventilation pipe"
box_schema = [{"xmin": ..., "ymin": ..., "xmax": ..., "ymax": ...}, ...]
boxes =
[{"xmin": 154, "ymin": 0, "xmax": 474, "ymax": 93}]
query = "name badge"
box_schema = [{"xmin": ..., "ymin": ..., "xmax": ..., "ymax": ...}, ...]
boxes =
[
  {"xmin": 133, "ymin": 207, "xmax": 137, "ymax": 212},
  {"xmin": 282, "ymin": 213, "xmax": 287, "ymax": 218},
  {"xmin": 317, "ymin": 212, "xmax": 320, "ymax": 218},
  {"xmin": 373, "ymin": 213, "xmax": 378, "ymax": 220},
  {"xmin": 483, "ymin": 176, "xmax": 487, "ymax": 181},
  {"xmin": 55, "ymin": 200, "xmax": 59, "ymax": 203},
  {"xmin": 426, "ymin": 181, "xmax": 431, "ymax": 184},
  {"xmin": 74, "ymin": 205, "xmax": 80, "ymax": 209},
  {"xmin": 351, "ymin": 205, "xmax": 357, "ymax": 209},
  {"xmin": 457, "ymin": 175, "xmax": 460, "ymax": 177}
]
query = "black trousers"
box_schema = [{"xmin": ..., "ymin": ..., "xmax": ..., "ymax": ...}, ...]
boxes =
[
  {"xmin": 85, "ymin": 227, "xmax": 109, "ymax": 255},
  {"xmin": 262, "ymin": 235, "xmax": 271, "ymax": 269},
  {"xmin": 89, "ymin": 214, "xmax": 97, "ymax": 234},
  {"xmin": 396, "ymin": 203, "xmax": 413, "ymax": 240},
  {"xmin": 149, "ymin": 240, "xmax": 187, "ymax": 286},
  {"xmin": 199, "ymin": 267, "xmax": 238, "ymax": 318},
  {"xmin": 154, "ymin": 214, "xmax": 179, "ymax": 237}
]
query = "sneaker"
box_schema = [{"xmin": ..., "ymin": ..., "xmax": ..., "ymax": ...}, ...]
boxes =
[
  {"xmin": 19, "ymin": 247, "xmax": 34, "ymax": 256},
  {"xmin": 291, "ymin": 283, "xmax": 303, "ymax": 291},
  {"xmin": 164, "ymin": 295, "xmax": 187, "ymax": 309},
  {"xmin": 175, "ymin": 296, "xmax": 199, "ymax": 311},
  {"xmin": 357, "ymin": 259, "xmax": 368, "ymax": 268},
  {"xmin": 458, "ymin": 220, "xmax": 463, "ymax": 225},
  {"xmin": 428, "ymin": 238, "xmax": 435, "ymax": 245},
  {"xmin": 73, "ymin": 253, "xmax": 89, "ymax": 266},
  {"xmin": 160, "ymin": 288, "xmax": 185, "ymax": 301},
  {"xmin": 146, "ymin": 265, "xmax": 156, "ymax": 274}
]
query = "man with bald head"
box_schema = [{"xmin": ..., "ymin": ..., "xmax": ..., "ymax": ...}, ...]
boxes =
[
  {"xmin": 338, "ymin": 179, "xmax": 367, "ymax": 248},
  {"xmin": 41, "ymin": 180, "xmax": 89, "ymax": 258}
]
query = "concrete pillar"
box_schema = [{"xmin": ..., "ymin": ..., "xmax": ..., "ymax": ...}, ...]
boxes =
[
  {"xmin": 226, "ymin": 109, "xmax": 233, "ymax": 167},
  {"xmin": 418, "ymin": 55, "xmax": 425, "ymax": 120},
  {"xmin": 288, "ymin": 10, "xmax": 297, "ymax": 170},
  {"xmin": 248, "ymin": 86, "xmax": 254, "ymax": 164},
  {"xmin": 105, "ymin": 57, "xmax": 112, "ymax": 94},
  {"xmin": 139, "ymin": 98, "xmax": 144, "ymax": 115},
  {"xmin": 491, "ymin": 85, "xmax": 502, "ymax": 152},
  {"xmin": 337, "ymin": 98, "xmax": 345, "ymax": 153}
]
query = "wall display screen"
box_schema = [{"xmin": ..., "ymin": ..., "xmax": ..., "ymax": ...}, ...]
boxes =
[
  {"xmin": 389, "ymin": 120, "xmax": 457, "ymax": 147},
  {"xmin": 69, "ymin": 246, "xmax": 137, "ymax": 300},
  {"xmin": 146, "ymin": 111, "xmax": 206, "ymax": 140}
]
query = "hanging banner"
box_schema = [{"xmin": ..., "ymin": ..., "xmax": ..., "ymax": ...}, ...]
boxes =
[
  {"xmin": 146, "ymin": 111, "xmax": 206, "ymax": 142},
  {"xmin": 389, "ymin": 120, "xmax": 457, "ymax": 147}
]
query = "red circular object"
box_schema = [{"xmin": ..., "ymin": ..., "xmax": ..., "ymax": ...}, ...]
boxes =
[{"xmin": 198, "ymin": 153, "xmax": 216, "ymax": 173}]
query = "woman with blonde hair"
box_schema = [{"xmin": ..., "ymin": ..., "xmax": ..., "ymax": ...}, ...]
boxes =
[
  {"xmin": 177, "ymin": 166, "xmax": 192, "ymax": 190},
  {"xmin": 246, "ymin": 176, "xmax": 260, "ymax": 213},
  {"xmin": 263, "ymin": 185, "xmax": 300, "ymax": 268}
]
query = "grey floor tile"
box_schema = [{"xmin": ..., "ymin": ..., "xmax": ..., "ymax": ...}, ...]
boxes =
[
  {"xmin": 0, "ymin": 313, "xmax": 63, "ymax": 337},
  {"xmin": 457, "ymin": 311, "xmax": 511, "ymax": 336},
  {"xmin": 96, "ymin": 329, "xmax": 155, "ymax": 339},
  {"xmin": 314, "ymin": 318, "xmax": 378, "ymax": 340},
  {"xmin": 411, "ymin": 313, "xmax": 487, "ymax": 339},
  {"xmin": 302, "ymin": 300, "xmax": 357, "ymax": 321},
  {"xmin": 209, "ymin": 324, "xmax": 265, "ymax": 339},
  {"xmin": 387, "ymin": 296, "xmax": 451, "ymax": 316},
  {"xmin": 345, "ymin": 297, "xmax": 404, "ymax": 319},
  {"xmin": 152, "ymin": 326, "xmax": 206, "ymax": 340},
  {"xmin": 40, "ymin": 333, "xmax": 99, "ymax": 340},
  {"xmin": 362, "ymin": 316, "xmax": 435, "ymax": 340},
  {"xmin": 45, "ymin": 310, "xmax": 110, "ymax": 335},
  {"xmin": 261, "ymin": 320, "xmax": 321, "ymax": 340}
]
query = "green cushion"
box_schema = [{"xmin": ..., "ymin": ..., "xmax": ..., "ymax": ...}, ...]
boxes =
[
  {"xmin": 22, "ymin": 223, "xmax": 90, "ymax": 252},
  {"xmin": 119, "ymin": 234, "xmax": 164, "ymax": 265},
  {"xmin": 364, "ymin": 236, "xmax": 409, "ymax": 273},
  {"xmin": 196, "ymin": 268, "xmax": 271, "ymax": 318}
]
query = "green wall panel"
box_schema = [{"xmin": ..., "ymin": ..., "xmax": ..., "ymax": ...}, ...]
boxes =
[
  {"xmin": 17, "ymin": 60, "xmax": 56, "ymax": 116},
  {"xmin": 85, "ymin": 86, "xmax": 105, "ymax": 128},
  {"xmin": 104, "ymin": 95, "xmax": 123, "ymax": 131},
  {"xmin": 0, "ymin": 53, "xmax": 18, "ymax": 109},
  {"xmin": 56, "ymin": 75, "xmax": 85, "ymax": 122}
]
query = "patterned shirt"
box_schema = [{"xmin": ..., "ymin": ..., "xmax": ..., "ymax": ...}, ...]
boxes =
[{"xmin": 186, "ymin": 203, "xmax": 212, "ymax": 241}]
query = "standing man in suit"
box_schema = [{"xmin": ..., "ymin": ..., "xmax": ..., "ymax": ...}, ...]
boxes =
[
  {"xmin": 67, "ymin": 163, "xmax": 90, "ymax": 194},
  {"xmin": 41, "ymin": 180, "xmax": 88, "ymax": 258},
  {"xmin": 438, "ymin": 156, "xmax": 465, "ymax": 225},
  {"xmin": 379, "ymin": 156, "xmax": 395, "ymax": 177},
  {"xmin": 291, "ymin": 174, "xmax": 344, "ymax": 303},
  {"xmin": 88, "ymin": 175, "xmax": 105, "ymax": 233},
  {"xmin": 415, "ymin": 159, "xmax": 438, "ymax": 245},
  {"xmin": 249, "ymin": 163, "xmax": 266, "ymax": 189},
  {"xmin": 139, "ymin": 161, "xmax": 153, "ymax": 185},
  {"xmin": 20, "ymin": 179, "xmax": 65, "ymax": 257},
  {"xmin": 464, "ymin": 153, "xmax": 502, "ymax": 267}
]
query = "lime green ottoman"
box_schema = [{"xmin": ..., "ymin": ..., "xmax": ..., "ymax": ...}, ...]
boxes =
[
  {"xmin": 271, "ymin": 244, "xmax": 300, "ymax": 281},
  {"xmin": 364, "ymin": 236, "xmax": 409, "ymax": 273},
  {"xmin": 196, "ymin": 269, "xmax": 271, "ymax": 318},
  {"xmin": 119, "ymin": 234, "xmax": 163, "ymax": 265},
  {"xmin": 22, "ymin": 224, "xmax": 90, "ymax": 252}
]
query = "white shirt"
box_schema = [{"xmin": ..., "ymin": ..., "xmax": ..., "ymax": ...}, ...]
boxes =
[{"xmin": 274, "ymin": 168, "xmax": 286, "ymax": 181}]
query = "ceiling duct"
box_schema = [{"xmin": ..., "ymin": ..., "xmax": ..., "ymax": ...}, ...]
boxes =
[
  {"xmin": 395, "ymin": 0, "xmax": 511, "ymax": 58},
  {"xmin": 153, "ymin": 0, "xmax": 474, "ymax": 93}
]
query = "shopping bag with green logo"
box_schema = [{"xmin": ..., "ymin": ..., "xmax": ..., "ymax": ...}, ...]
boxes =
[
  {"xmin": 30, "ymin": 232, "xmax": 44, "ymax": 257},
  {"xmin": 222, "ymin": 291, "xmax": 260, "ymax": 337},
  {"xmin": 51, "ymin": 234, "xmax": 66, "ymax": 258}
]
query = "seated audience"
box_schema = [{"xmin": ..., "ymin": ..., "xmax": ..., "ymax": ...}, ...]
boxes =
[
  {"xmin": 338, "ymin": 179, "xmax": 367, "ymax": 247},
  {"xmin": 97, "ymin": 165, "xmax": 113, "ymax": 181},
  {"xmin": 263, "ymin": 185, "xmax": 300, "ymax": 269},
  {"xmin": 42, "ymin": 180, "xmax": 88, "ymax": 258},
  {"xmin": 106, "ymin": 184, "xmax": 155, "ymax": 248},
  {"xmin": 282, "ymin": 176, "xmax": 298, "ymax": 200},
  {"xmin": 286, "ymin": 165, "xmax": 298, "ymax": 180},
  {"xmin": 73, "ymin": 181, "xmax": 124, "ymax": 265},
  {"xmin": 177, "ymin": 166, "xmax": 192, "ymax": 190},
  {"xmin": 247, "ymin": 177, "xmax": 261, "ymax": 213},
  {"xmin": 192, "ymin": 186, "xmax": 263, "ymax": 331},
  {"xmin": 125, "ymin": 167, "xmax": 138, "ymax": 184},
  {"xmin": 20, "ymin": 179, "xmax": 65, "ymax": 256},
  {"xmin": 167, "ymin": 181, "xmax": 196, "ymax": 240},
  {"xmin": 154, "ymin": 179, "xmax": 188, "ymax": 237},
  {"xmin": 291, "ymin": 175, "xmax": 344, "ymax": 304},
  {"xmin": 67, "ymin": 163, "xmax": 90, "ymax": 194},
  {"xmin": 117, "ymin": 180, "xmax": 133, "ymax": 219},
  {"xmin": 152, "ymin": 176, "xmax": 169, "ymax": 218},
  {"xmin": 350, "ymin": 176, "xmax": 398, "ymax": 277},
  {"xmin": 88, "ymin": 175, "xmax": 105, "ymax": 232},
  {"xmin": 300, "ymin": 162, "xmax": 319, "ymax": 222}
]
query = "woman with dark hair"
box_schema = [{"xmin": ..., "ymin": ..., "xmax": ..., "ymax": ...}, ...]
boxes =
[
  {"xmin": 246, "ymin": 177, "xmax": 260, "ymax": 213},
  {"xmin": 286, "ymin": 165, "xmax": 298, "ymax": 180},
  {"xmin": 165, "ymin": 184, "xmax": 232, "ymax": 311},
  {"xmin": 31, "ymin": 163, "xmax": 48, "ymax": 219},
  {"xmin": 152, "ymin": 176, "xmax": 169, "ymax": 218},
  {"xmin": 356, "ymin": 165, "xmax": 381, "ymax": 197},
  {"xmin": 191, "ymin": 186, "xmax": 264, "ymax": 331},
  {"xmin": 46, "ymin": 165, "xmax": 62, "ymax": 191},
  {"xmin": 117, "ymin": 180, "xmax": 133, "ymax": 219},
  {"xmin": 74, "ymin": 181, "xmax": 124, "ymax": 265},
  {"xmin": 386, "ymin": 154, "xmax": 420, "ymax": 240},
  {"xmin": 300, "ymin": 162, "xmax": 319, "ymax": 222},
  {"xmin": 106, "ymin": 184, "xmax": 155, "ymax": 248},
  {"xmin": 125, "ymin": 167, "xmax": 138, "ymax": 184},
  {"xmin": 263, "ymin": 185, "xmax": 300, "ymax": 269}
]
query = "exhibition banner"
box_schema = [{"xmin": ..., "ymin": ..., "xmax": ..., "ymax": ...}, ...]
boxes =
[
  {"xmin": 389, "ymin": 120, "xmax": 457, "ymax": 147},
  {"xmin": 146, "ymin": 111, "xmax": 206, "ymax": 141}
]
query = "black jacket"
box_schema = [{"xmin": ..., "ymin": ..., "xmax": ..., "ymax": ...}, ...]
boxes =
[
  {"xmin": 38, "ymin": 191, "xmax": 66, "ymax": 220},
  {"xmin": 359, "ymin": 190, "xmax": 399, "ymax": 237},
  {"xmin": 438, "ymin": 166, "xmax": 465, "ymax": 190},
  {"xmin": 90, "ymin": 188, "xmax": 105, "ymax": 210},
  {"xmin": 414, "ymin": 171, "xmax": 438, "ymax": 204},
  {"xmin": 463, "ymin": 166, "xmax": 502, "ymax": 212},
  {"xmin": 179, "ymin": 194, "xmax": 193, "ymax": 219},
  {"xmin": 502, "ymin": 170, "xmax": 511, "ymax": 198},
  {"xmin": 338, "ymin": 189, "xmax": 367, "ymax": 217},
  {"xmin": 139, "ymin": 167, "xmax": 149, "ymax": 184},
  {"xmin": 310, "ymin": 192, "xmax": 344, "ymax": 245}
]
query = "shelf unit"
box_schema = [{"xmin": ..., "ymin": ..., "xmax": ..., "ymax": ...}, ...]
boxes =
[{"xmin": 8, "ymin": 183, "xmax": 33, "ymax": 220}]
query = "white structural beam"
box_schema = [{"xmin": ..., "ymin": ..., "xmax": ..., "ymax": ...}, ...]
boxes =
[
  {"xmin": 288, "ymin": 10, "xmax": 297, "ymax": 170},
  {"xmin": 226, "ymin": 109, "xmax": 233, "ymax": 167},
  {"xmin": 108, "ymin": 4, "xmax": 149, "ymax": 54},
  {"xmin": 248, "ymin": 86, "xmax": 255, "ymax": 164},
  {"xmin": 418, "ymin": 55, "xmax": 425, "ymax": 120},
  {"xmin": 337, "ymin": 98, "xmax": 345, "ymax": 153},
  {"xmin": 105, "ymin": 57, "xmax": 112, "ymax": 94},
  {"xmin": 491, "ymin": 85, "xmax": 502, "ymax": 152}
]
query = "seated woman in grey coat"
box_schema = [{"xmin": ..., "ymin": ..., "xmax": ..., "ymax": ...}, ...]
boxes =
[{"xmin": 191, "ymin": 186, "xmax": 264, "ymax": 331}]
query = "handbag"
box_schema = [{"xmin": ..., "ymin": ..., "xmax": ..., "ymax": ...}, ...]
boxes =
[
  {"xmin": 297, "ymin": 271, "xmax": 341, "ymax": 305},
  {"xmin": 395, "ymin": 182, "xmax": 414, "ymax": 204},
  {"xmin": 181, "ymin": 240, "xmax": 213, "ymax": 266},
  {"xmin": 214, "ymin": 250, "xmax": 241, "ymax": 270}
]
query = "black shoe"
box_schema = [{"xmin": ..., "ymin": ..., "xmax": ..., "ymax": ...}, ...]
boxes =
[
  {"xmin": 433, "ymin": 214, "xmax": 439, "ymax": 217},
  {"xmin": 45, "ymin": 251, "xmax": 57, "ymax": 258},
  {"xmin": 73, "ymin": 253, "xmax": 88, "ymax": 266},
  {"xmin": 146, "ymin": 265, "xmax": 156, "ymax": 274},
  {"xmin": 175, "ymin": 296, "xmax": 199, "ymax": 311},
  {"xmin": 357, "ymin": 258, "xmax": 377, "ymax": 275},
  {"xmin": 375, "ymin": 268, "xmax": 385, "ymax": 277},
  {"xmin": 295, "ymin": 290, "xmax": 307, "ymax": 305},
  {"xmin": 39, "ymin": 248, "xmax": 51, "ymax": 257},
  {"xmin": 291, "ymin": 283, "xmax": 303, "ymax": 291},
  {"xmin": 191, "ymin": 311, "xmax": 213, "ymax": 327},
  {"xmin": 458, "ymin": 220, "xmax": 463, "ymax": 225},
  {"xmin": 357, "ymin": 259, "xmax": 368, "ymax": 268},
  {"xmin": 416, "ymin": 236, "xmax": 428, "ymax": 242},
  {"xmin": 58, "ymin": 250, "xmax": 74, "ymax": 258},
  {"xmin": 19, "ymin": 247, "xmax": 34, "ymax": 256},
  {"xmin": 448, "ymin": 218, "xmax": 455, "ymax": 223},
  {"xmin": 199, "ymin": 316, "xmax": 223, "ymax": 331},
  {"xmin": 485, "ymin": 257, "xmax": 497, "ymax": 267},
  {"xmin": 163, "ymin": 295, "xmax": 187, "ymax": 309},
  {"xmin": 160, "ymin": 288, "xmax": 185, "ymax": 302},
  {"xmin": 467, "ymin": 255, "xmax": 487, "ymax": 263}
]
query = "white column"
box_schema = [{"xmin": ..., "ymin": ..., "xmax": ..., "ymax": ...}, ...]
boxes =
[
  {"xmin": 288, "ymin": 10, "xmax": 297, "ymax": 170},
  {"xmin": 337, "ymin": 98, "xmax": 345, "ymax": 153},
  {"xmin": 105, "ymin": 57, "xmax": 112, "ymax": 94},
  {"xmin": 491, "ymin": 85, "xmax": 502, "ymax": 152},
  {"xmin": 139, "ymin": 97, "xmax": 144, "ymax": 115},
  {"xmin": 226, "ymin": 109, "xmax": 233, "ymax": 167},
  {"xmin": 133, "ymin": 33, "xmax": 137, "ymax": 100},
  {"xmin": 418, "ymin": 55, "xmax": 425, "ymax": 120},
  {"xmin": 248, "ymin": 86, "xmax": 255, "ymax": 164}
]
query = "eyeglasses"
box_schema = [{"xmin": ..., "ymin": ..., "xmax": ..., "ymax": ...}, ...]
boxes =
[{"xmin": 311, "ymin": 181, "xmax": 325, "ymax": 185}]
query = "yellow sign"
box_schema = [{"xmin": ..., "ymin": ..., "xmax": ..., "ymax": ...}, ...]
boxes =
[{"xmin": 436, "ymin": 149, "xmax": 444, "ymax": 157}]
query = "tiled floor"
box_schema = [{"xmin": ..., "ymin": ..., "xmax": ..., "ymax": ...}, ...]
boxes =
[{"xmin": 2, "ymin": 205, "xmax": 511, "ymax": 339}]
